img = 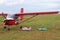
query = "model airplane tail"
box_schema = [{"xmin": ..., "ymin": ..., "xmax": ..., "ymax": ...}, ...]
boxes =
[{"xmin": 20, "ymin": 8, "xmax": 24, "ymax": 20}]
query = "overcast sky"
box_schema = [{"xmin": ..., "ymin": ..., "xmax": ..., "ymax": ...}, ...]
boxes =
[{"xmin": 0, "ymin": 0, "xmax": 60, "ymax": 14}]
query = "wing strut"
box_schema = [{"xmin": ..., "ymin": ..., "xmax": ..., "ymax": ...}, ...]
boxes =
[{"xmin": 20, "ymin": 14, "xmax": 38, "ymax": 24}]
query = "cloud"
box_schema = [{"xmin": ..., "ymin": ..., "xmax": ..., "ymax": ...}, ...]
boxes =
[
  {"xmin": 40, "ymin": 3, "xmax": 59, "ymax": 8},
  {"xmin": 0, "ymin": 0, "xmax": 24, "ymax": 5},
  {"xmin": 5, "ymin": 1, "xmax": 18, "ymax": 5},
  {"xmin": 0, "ymin": 0, "xmax": 6, "ymax": 4},
  {"xmin": 24, "ymin": 0, "xmax": 59, "ymax": 8},
  {"xmin": 0, "ymin": 0, "xmax": 60, "ymax": 13},
  {"xmin": 22, "ymin": 0, "xmax": 60, "ymax": 12}
]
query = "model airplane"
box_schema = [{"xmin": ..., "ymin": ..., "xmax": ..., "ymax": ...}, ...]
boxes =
[{"xmin": 1, "ymin": 8, "xmax": 59, "ymax": 30}]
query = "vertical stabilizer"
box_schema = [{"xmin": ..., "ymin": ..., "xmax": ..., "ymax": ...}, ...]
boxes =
[{"xmin": 20, "ymin": 8, "xmax": 24, "ymax": 20}]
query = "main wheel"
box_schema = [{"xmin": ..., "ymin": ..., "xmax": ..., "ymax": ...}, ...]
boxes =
[
  {"xmin": 8, "ymin": 28, "xmax": 10, "ymax": 31},
  {"xmin": 3, "ymin": 26, "xmax": 7, "ymax": 29}
]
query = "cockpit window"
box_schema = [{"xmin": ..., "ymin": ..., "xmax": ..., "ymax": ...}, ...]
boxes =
[{"xmin": 6, "ymin": 14, "xmax": 14, "ymax": 18}]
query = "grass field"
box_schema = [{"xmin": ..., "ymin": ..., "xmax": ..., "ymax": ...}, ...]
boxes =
[{"xmin": 0, "ymin": 14, "xmax": 60, "ymax": 40}]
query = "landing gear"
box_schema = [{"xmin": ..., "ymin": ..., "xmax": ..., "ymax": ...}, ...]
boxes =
[
  {"xmin": 3, "ymin": 25, "xmax": 11, "ymax": 31},
  {"xmin": 3, "ymin": 25, "xmax": 7, "ymax": 29},
  {"xmin": 3, "ymin": 26, "xmax": 7, "ymax": 29},
  {"xmin": 7, "ymin": 28, "xmax": 10, "ymax": 31}
]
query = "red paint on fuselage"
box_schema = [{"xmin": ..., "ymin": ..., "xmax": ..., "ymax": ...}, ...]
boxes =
[{"xmin": 4, "ymin": 20, "xmax": 18, "ymax": 25}]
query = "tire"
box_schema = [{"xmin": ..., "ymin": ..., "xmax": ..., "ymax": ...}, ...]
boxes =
[
  {"xmin": 3, "ymin": 26, "xmax": 7, "ymax": 29},
  {"xmin": 8, "ymin": 28, "xmax": 10, "ymax": 31}
]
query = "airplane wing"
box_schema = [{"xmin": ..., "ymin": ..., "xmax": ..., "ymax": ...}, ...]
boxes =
[
  {"xmin": 15, "ymin": 11, "xmax": 59, "ymax": 20},
  {"xmin": 15, "ymin": 8, "xmax": 59, "ymax": 20},
  {"xmin": 0, "ymin": 8, "xmax": 59, "ymax": 20},
  {"xmin": 15, "ymin": 11, "xmax": 58, "ymax": 15}
]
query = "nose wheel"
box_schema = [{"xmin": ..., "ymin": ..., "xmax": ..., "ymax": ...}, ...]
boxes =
[{"xmin": 3, "ymin": 25, "xmax": 11, "ymax": 31}]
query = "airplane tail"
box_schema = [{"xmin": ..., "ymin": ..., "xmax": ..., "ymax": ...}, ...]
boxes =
[{"xmin": 20, "ymin": 8, "xmax": 24, "ymax": 20}]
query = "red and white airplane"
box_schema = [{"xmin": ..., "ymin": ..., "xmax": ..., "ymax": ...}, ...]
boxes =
[{"xmin": 1, "ymin": 8, "xmax": 59, "ymax": 30}]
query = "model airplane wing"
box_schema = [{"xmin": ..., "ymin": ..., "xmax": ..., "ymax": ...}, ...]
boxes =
[{"xmin": 15, "ymin": 8, "xmax": 59, "ymax": 20}]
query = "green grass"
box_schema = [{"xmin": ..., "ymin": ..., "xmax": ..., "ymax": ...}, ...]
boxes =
[{"xmin": 0, "ymin": 14, "xmax": 60, "ymax": 40}]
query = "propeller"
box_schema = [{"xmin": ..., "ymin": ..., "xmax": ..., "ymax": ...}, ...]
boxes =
[{"xmin": 2, "ymin": 12, "xmax": 6, "ymax": 19}]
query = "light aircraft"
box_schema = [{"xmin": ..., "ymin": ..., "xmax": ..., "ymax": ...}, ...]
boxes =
[{"xmin": 1, "ymin": 8, "xmax": 59, "ymax": 30}]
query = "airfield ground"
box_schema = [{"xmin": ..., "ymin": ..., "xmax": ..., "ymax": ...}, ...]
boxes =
[{"xmin": 0, "ymin": 14, "xmax": 60, "ymax": 40}]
